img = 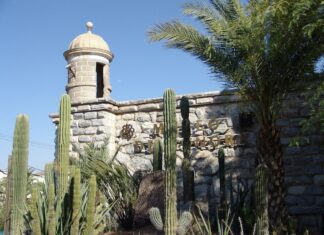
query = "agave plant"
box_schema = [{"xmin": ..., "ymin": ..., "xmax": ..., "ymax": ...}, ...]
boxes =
[{"xmin": 79, "ymin": 143, "xmax": 138, "ymax": 230}]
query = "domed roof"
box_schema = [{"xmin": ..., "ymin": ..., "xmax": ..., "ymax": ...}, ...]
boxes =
[{"xmin": 68, "ymin": 22, "xmax": 110, "ymax": 51}]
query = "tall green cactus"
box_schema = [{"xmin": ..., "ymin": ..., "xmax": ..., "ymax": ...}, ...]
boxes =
[
  {"xmin": 180, "ymin": 96, "xmax": 195, "ymax": 203},
  {"xmin": 10, "ymin": 114, "xmax": 29, "ymax": 235},
  {"xmin": 57, "ymin": 94, "xmax": 71, "ymax": 199},
  {"xmin": 71, "ymin": 167, "xmax": 81, "ymax": 235},
  {"xmin": 153, "ymin": 138, "xmax": 163, "ymax": 171},
  {"xmin": 149, "ymin": 89, "xmax": 192, "ymax": 235},
  {"xmin": 30, "ymin": 185, "xmax": 41, "ymax": 235},
  {"xmin": 255, "ymin": 164, "xmax": 269, "ymax": 235},
  {"xmin": 4, "ymin": 156, "xmax": 12, "ymax": 235},
  {"xmin": 218, "ymin": 148, "xmax": 226, "ymax": 210},
  {"xmin": 163, "ymin": 89, "xmax": 178, "ymax": 235},
  {"xmin": 84, "ymin": 175, "xmax": 97, "ymax": 235},
  {"xmin": 44, "ymin": 163, "xmax": 56, "ymax": 235}
]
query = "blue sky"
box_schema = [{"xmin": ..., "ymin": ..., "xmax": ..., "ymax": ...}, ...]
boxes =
[{"xmin": 0, "ymin": 0, "xmax": 224, "ymax": 170}]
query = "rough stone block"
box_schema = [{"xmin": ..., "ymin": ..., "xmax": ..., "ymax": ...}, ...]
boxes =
[
  {"xmin": 135, "ymin": 112, "xmax": 151, "ymax": 122},
  {"xmin": 287, "ymin": 186, "xmax": 307, "ymax": 195},
  {"xmin": 78, "ymin": 120, "xmax": 91, "ymax": 128},
  {"xmin": 119, "ymin": 106, "xmax": 138, "ymax": 112},
  {"xmin": 78, "ymin": 136, "xmax": 91, "ymax": 143},
  {"xmin": 73, "ymin": 113, "xmax": 84, "ymax": 120},
  {"xmin": 314, "ymin": 175, "xmax": 324, "ymax": 186},
  {"xmin": 84, "ymin": 112, "xmax": 97, "ymax": 119},
  {"xmin": 121, "ymin": 113, "xmax": 135, "ymax": 121},
  {"xmin": 85, "ymin": 127, "xmax": 97, "ymax": 135},
  {"xmin": 195, "ymin": 184, "xmax": 209, "ymax": 200},
  {"xmin": 284, "ymin": 146, "xmax": 301, "ymax": 155},
  {"xmin": 138, "ymin": 103, "xmax": 159, "ymax": 111},
  {"xmin": 77, "ymin": 105, "xmax": 91, "ymax": 112},
  {"xmin": 73, "ymin": 128, "xmax": 85, "ymax": 135},
  {"xmin": 93, "ymin": 134, "xmax": 107, "ymax": 142},
  {"xmin": 285, "ymin": 195, "xmax": 315, "ymax": 206},
  {"xmin": 302, "ymin": 146, "xmax": 320, "ymax": 154}
]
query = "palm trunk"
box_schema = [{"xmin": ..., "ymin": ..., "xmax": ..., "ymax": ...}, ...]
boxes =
[{"xmin": 257, "ymin": 122, "xmax": 287, "ymax": 234}]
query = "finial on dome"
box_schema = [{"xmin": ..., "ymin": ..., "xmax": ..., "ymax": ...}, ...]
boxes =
[{"xmin": 86, "ymin": 21, "xmax": 93, "ymax": 33}]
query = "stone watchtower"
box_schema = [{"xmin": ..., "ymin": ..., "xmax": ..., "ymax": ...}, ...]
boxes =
[{"xmin": 64, "ymin": 22, "xmax": 114, "ymax": 103}]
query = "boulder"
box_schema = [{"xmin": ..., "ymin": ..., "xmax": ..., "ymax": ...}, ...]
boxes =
[{"xmin": 133, "ymin": 171, "xmax": 165, "ymax": 228}]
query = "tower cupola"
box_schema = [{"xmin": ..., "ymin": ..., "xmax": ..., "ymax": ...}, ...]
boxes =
[{"xmin": 64, "ymin": 22, "xmax": 114, "ymax": 103}]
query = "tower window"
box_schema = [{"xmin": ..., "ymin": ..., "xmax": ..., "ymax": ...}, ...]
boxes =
[{"xmin": 96, "ymin": 63, "xmax": 104, "ymax": 98}]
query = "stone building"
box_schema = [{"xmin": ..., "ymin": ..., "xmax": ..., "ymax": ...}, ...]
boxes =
[{"xmin": 50, "ymin": 22, "xmax": 324, "ymax": 233}]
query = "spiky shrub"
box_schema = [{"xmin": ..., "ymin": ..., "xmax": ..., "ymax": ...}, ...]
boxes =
[
  {"xmin": 56, "ymin": 94, "xmax": 71, "ymax": 199},
  {"xmin": 180, "ymin": 96, "xmax": 195, "ymax": 203},
  {"xmin": 9, "ymin": 114, "xmax": 29, "ymax": 235},
  {"xmin": 153, "ymin": 138, "xmax": 163, "ymax": 171},
  {"xmin": 255, "ymin": 164, "xmax": 269, "ymax": 235},
  {"xmin": 149, "ymin": 89, "xmax": 193, "ymax": 235}
]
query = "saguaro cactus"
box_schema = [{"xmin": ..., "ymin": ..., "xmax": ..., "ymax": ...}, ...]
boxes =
[
  {"xmin": 71, "ymin": 167, "xmax": 81, "ymax": 235},
  {"xmin": 4, "ymin": 156, "xmax": 12, "ymax": 235},
  {"xmin": 180, "ymin": 96, "xmax": 195, "ymax": 203},
  {"xmin": 163, "ymin": 89, "xmax": 178, "ymax": 235},
  {"xmin": 218, "ymin": 148, "xmax": 226, "ymax": 210},
  {"xmin": 30, "ymin": 186, "xmax": 41, "ymax": 235},
  {"xmin": 255, "ymin": 164, "xmax": 269, "ymax": 235},
  {"xmin": 56, "ymin": 94, "xmax": 71, "ymax": 199},
  {"xmin": 153, "ymin": 138, "xmax": 163, "ymax": 171},
  {"xmin": 84, "ymin": 175, "xmax": 97, "ymax": 235},
  {"xmin": 10, "ymin": 114, "xmax": 29, "ymax": 235},
  {"xmin": 149, "ymin": 89, "xmax": 192, "ymax": 235}
]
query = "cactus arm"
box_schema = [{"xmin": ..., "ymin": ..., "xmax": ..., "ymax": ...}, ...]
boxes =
[
  {"xmin": 153, "ymin": 138, "xmax": 163, "ymax": 171},
  {"xmin": 176, "ymin": 211, "xmax": 193, "ymax": 235},
  {"xmin": 11, "ymin": 114, "xmax": 29, "ymax": 235},
  {"xmin": 149, "ymin": 207, "xmax": 164, "ymax": 231}
]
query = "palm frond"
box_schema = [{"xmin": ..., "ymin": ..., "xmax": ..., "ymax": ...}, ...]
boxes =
[{"xmin": 148, "ymin": 21, "xmax": 242, "ymax": 80}]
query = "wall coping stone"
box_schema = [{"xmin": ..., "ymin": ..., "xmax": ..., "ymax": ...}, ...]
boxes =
[{"xmin": 49, "ymin": 89, "xmax": 239, "ymax": 122}]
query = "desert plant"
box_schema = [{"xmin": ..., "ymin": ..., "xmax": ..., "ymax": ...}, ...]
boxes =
[
  {"xmin": 79, "ymin": 143, "xmax": 137, "ymax": 230},
  {"xmin": 148, "ymin": 0, "xmax": 322, "ymax": 231},
  {"xmin": 153, "ymin": 138, "xmax": 163, "ymax": 171},
  {"xmin": 5, "ymin": 114, "xmax": 30, "ymax": 235},
  {"xmin": 149, "ymin": 89, "xmax": 193, "ymax": 235},
  {"xmin": 255, "ymin": 164, "xmax": 269, "ymax": 235},
  {"xmin": 218, "ymin": 147, "xmax": 226, "ymax": 222},
  {"xmin": 56, "ymin": 94, "xmax": 71, "ymax": 199},
  {"xmin": 180, "ymin": 96, "xmax": 195, "ymax": 203}
]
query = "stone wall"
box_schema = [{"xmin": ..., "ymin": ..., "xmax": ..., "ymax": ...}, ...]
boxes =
[{"xmin": 50, "ymin": 90, "xmax": 324, "ymax": 233}]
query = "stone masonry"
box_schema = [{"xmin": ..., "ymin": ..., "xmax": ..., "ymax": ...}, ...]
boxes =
[{"xmin": 50, "ymin": 90, "xmax": 324, "ymax": 233}]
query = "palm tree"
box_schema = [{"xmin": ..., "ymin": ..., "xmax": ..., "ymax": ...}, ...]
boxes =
[{"xmin": 148, "ymin": 0, "xmax": 323, "ymax": 233}]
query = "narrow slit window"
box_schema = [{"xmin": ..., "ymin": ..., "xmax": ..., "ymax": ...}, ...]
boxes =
[{"xmin": 96, "ymin": 63, "xmax": 104, "ymax": 98}]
